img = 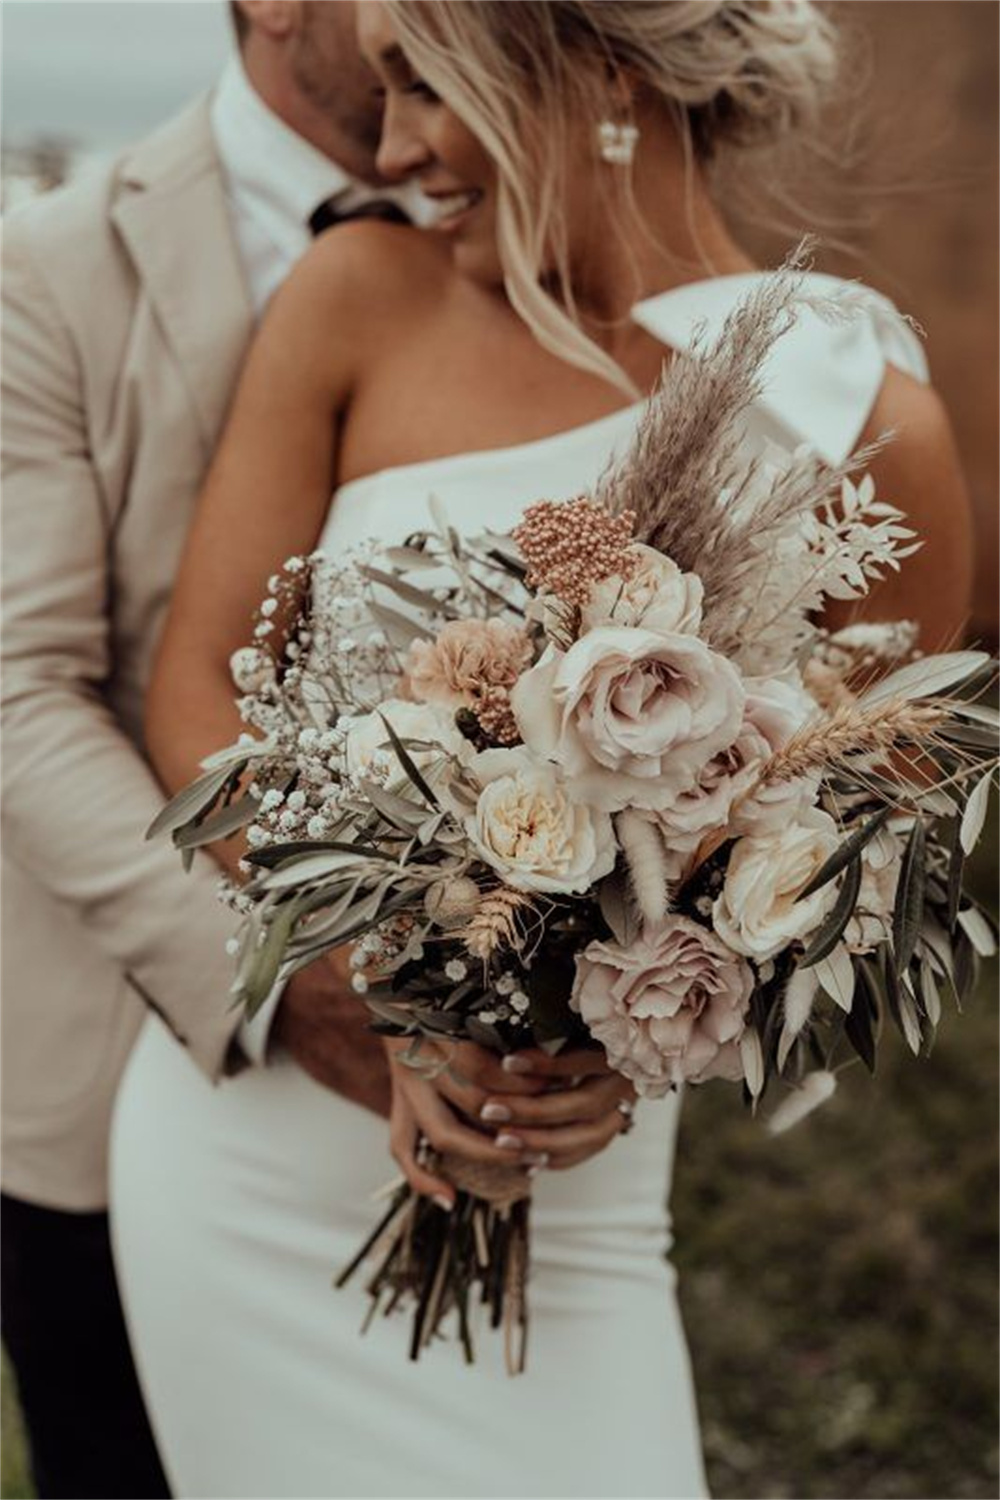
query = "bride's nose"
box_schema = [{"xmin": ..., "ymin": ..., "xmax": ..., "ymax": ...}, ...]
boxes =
[{"xmin": 376, "ymin": 101, "xmax": 433, "ymax": 183}]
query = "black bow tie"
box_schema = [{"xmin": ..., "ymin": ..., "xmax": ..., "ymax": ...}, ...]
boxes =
[{"xmin": 308, "ymin": 196, "xmax": 411, "ymax": 236}]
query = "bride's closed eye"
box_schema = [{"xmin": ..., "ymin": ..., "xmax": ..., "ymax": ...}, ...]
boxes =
[
  {"xmin": 370, "ymin": 79, "xmax": 440, "ymax": 105},
  {"xmin": 403, "ymin": 79, "xmax": 441, "ymax": 103}
]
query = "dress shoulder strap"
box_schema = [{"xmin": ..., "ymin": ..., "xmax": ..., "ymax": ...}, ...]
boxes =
[{"xmin": 631, "ymin": 270, "xmax": 929, "ymax": 467}]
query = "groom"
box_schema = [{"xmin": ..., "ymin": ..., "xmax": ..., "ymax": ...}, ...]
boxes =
[{"xmin": 1, "ymin": 4, "xmax": 418, "ymax": 1494}]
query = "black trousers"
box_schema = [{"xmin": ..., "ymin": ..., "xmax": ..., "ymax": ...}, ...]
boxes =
[{"xmin": 1, "ymin": 1192, "xmax": 170, "ymax": 1499}]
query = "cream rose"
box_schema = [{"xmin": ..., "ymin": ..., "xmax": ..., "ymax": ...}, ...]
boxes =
[
  {"xmin": 458, "ymin": 747, "xmax": 616, "ymax": 895},
  {"xmin": 510, "ymin": 628, "xmax": 745, "ymax": 813},
  {"xmin": 343, "ymin": 699, "xmax": 470, "ymax": 790},
  {"xmin": 580, "ymin": 545, "xmax": 704, "ymax": 635},
  {"xmin": 712, "ymin": 807, "xmax": 841, "ymax": 960},
  {"xmin": 571, "ymin": 916, "xmax": 754, "ymax": 1096},
  {"xmin": 649, "ymin": 676, "xmax": 809, "ymax": 875}
]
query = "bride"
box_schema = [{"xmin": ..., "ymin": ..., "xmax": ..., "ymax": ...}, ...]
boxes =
[{"xmin": 112, "ymin": 2, "xmax": 971, "ymax": 1495}]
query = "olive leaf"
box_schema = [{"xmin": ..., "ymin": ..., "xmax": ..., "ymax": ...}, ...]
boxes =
[
  {"xmin": 813, "ymin": 944, "xmax": 855, "ymax": 1013},
  {"xmin": 892, "ymin": 818, "xmax": 926, "ymax": 975},
  {"xmin": 800, "ymin": 855, "xmax": 862, "ymax": 967},
  {"xmin": 944, "ymin": 815, "xmax": 965, "ymax": 931},
  {"xmin": 367, "ymin": 601, "xmax": 435, "ymax": 647},
  {"xmin": 960, "ymin": 770, "xmax": 994, "ymax": 854},
  {"xmin": 145, "ymin": 760, "xmax": 239, "ymax": 842},
  {"xmin": 957, "ymin": 905, "xmax": 998, "ymax": 958},
  {"xmin": 919, "ymin": 956, "xmax": 942, "ymax": 1029},
  {"xmin": 173, "ymin": 794, "xmax": 258, "ymax": 848},
  {"xmin": 383, "ymin": 546, "xmax": 444, "ymax": 571},
  {"xmin": 798, "ymin": 807, "xmax": 892, "ymax": 900},
  {"xmin": 859, "ymin": 649, "xmax": 989, "ymax": 707},
  {"xmin": 238, "ymin": 896, "xmax": 306, "ymax": 1017},
  {"xmin": 261, "ymin": 850, "xmax": 367, "ymax": 889},
  {"xmin": 844, "ymin": 968, "xmax": 877, "ymax": 1074},
  {"xmin": 361, "ymin": 780, "xmax": 428, "ymax": 833},
  {"xmin": 377, "ymin": 713, "xmax": 438, "ymax": 807},
  {"xmin": 359, "ymin": 564, "xmax": 460, "ymax": 619}
]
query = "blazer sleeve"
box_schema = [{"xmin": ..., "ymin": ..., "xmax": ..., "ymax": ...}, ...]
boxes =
[{"xmin": 1, "ymin": 226, "xmax": 246, "ymax": 1081}]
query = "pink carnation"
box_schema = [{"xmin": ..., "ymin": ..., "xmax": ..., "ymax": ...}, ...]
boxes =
[
  {"xmin": 571, "ymin": 916, "xmax": 753, "ymax": 1096},
  {"xmin": 405, "ymin": 619, "xmax": 533, "ymax": 712}
]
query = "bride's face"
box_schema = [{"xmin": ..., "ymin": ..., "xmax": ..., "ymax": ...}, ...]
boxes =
[{"xmin": 357, "ymin": 3, "xmax": 503, "ymax": 284}]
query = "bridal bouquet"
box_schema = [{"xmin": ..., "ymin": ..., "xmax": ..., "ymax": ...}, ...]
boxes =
[{"xmin": 151, "ymin": 266, "xmax": 997, "ymax": 1372}]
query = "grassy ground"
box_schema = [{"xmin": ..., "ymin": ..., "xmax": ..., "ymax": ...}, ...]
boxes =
[
  {"xmin": 672, "ymin": 814, "xmax": 999, "ymax": 1500},
  {"xmin": 2, "ymin": 830, "xmax": 996, "ymax": 1500}
]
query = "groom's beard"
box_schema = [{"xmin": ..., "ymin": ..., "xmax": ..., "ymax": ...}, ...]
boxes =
[{"xmin": 291, "ymin": 4, "xmax": 385, "ymax": 163}]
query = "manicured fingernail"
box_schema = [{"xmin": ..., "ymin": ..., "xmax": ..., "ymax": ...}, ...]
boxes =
[
  {"xmin": 502, "ymin": 1055, "xmax": 533, "ymax": 1074},
  {"xmin": 433, "ymin": 1194, "xmax": 454, "ymax": 1213},
  {"xmin": 481, "ymin": 1102, "xmax": 512, "ymax": 1123},
  {"xmin": 495, "ymin": 1132, "xmax": 525, "ymax": 1151},
  {"xmin": 525, "ymin": 1152, "xmax": 549, "ymax": 1169}
]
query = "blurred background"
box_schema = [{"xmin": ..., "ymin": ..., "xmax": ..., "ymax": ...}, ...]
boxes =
[{"xmin": 1, "ymin": 2, "xmax": 996, "ymax": 1497}]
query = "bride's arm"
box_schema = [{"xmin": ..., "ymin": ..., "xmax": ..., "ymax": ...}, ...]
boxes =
[
  {"xmin": 145, "ymin": 244, "xmax": 359, "ymax": 868},
  {"xmin": 145, "ymin": 232, "xmax": 401, "ymax": 1116},
  {"xmin": 823, "ymin": 366, "xmax": 974, "ymax": 645}
]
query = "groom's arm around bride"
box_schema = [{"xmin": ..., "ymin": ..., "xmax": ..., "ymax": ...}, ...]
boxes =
[{"xmin": 0, "ymin": 6, "xmax": 398, "ymax": 1494}]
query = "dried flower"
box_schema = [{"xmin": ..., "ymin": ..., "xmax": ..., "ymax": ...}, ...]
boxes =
[
  {"xmin": 406, "ymin": 619, "xmax": 532, "ymax": 712},
  {"xmin": 462, "ymin": 888, "xmax": 534, "ymax": 960},
  {"xmin": 512, "ymin": 497, "xmax": 637, "ymax": 608},
  {"xmin": 474, "ymin": 684, "xmax": 521, "ymax": 745},
  {"xmin": 424, "ymin": 876, "xmax": 481, "ymax": 928}
]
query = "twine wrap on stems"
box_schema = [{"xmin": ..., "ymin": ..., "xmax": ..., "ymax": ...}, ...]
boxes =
[{"xmin": 436, "ymin": 1153, "xmax": 532, "ymax": 1210}]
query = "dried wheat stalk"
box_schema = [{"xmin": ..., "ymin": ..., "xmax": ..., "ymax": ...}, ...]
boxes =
[
  {"xmin": 462, "ymin": 888, "xmax": 534, "ymax": 960},
  {"xmin": 751, "ymin": 699, "xmax": 947, "ymax": 788}
]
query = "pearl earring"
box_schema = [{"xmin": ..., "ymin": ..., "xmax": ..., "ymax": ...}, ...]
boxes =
[{"xmin": 597, "ymin": 119, "xmax": 640, "ymax": 166}]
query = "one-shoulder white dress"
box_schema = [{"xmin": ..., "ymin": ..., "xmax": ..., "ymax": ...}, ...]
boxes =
[{"xmin": 111, "ymin": 273, "xmax": 927, "ymax": 1500}]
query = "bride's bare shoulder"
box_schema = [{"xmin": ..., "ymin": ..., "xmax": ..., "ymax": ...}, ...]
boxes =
[{"xmin": 270, "ymin": 222, "xmax": 455, "ymax": 346}]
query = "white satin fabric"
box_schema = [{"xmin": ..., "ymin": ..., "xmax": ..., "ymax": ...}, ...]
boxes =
[{"xmin": 112, "ymin": 273, "xmax": 926, "ymax": 1499}]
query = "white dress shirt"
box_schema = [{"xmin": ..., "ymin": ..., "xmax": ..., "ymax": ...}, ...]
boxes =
[{"xmin": 211, "ymin": 56, "xmax": 427, "ymax": 314}]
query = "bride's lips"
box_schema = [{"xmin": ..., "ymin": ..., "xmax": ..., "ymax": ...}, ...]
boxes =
[{"xmin": 425, "ymin": 188, "xmax": 484, "ymax": 232}]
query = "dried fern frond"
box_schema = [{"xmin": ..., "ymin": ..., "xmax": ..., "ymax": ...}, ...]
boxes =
[
  {"xmin": 462, "ymin": 888, "xmax": 534, "ymax": 960},
  {"xmin": 750, "ymin": 699, "xmax": 947, "ymax": 788},
  {"xmin": 595, "ymin": 241, "xmax": 812, "ymax": 567}
]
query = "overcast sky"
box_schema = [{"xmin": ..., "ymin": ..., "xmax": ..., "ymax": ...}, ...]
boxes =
[{"xmin": 2, "ymin": 1, "xmax": 235, "ymax": 152}]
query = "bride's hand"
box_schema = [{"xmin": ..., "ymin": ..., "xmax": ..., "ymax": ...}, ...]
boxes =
[{"xmin": 385, "ymin": 1037, "xmax": 636, "ymax": 1208}]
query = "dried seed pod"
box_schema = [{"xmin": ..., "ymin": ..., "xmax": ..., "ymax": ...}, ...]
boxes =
[{"xmin": 424, "ymin": 876, "xmax": 481, "ymax": 928}]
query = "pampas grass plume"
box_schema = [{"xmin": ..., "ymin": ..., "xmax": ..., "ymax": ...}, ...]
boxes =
[
  {"xmin": 766, "ymin": 1070, "xmax": 838, "ymax": 1135},
  {"xmin": 616, "ymin": 810, "xmax": 670, "ymax": 926}
]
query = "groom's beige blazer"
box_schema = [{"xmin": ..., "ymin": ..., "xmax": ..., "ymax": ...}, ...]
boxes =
[{"xmin": 1, "ymin": 100, "xmax": 258, "ymax": 1209}]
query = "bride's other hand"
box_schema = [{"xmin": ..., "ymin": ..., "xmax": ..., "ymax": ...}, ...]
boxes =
[{"xmin": 385, "ymin": 1038, "xmax": 634, "ymax": 1206}]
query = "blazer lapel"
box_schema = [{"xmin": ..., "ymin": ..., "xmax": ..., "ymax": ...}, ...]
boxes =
[{"xmin": 111, "ymin": 99, "xmax": 254, "ymax": 451}]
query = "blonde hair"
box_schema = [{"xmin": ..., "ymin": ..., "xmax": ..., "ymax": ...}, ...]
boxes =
[{"xmin": 384, "ymin": 0, "xmax": 839, "ymax": 395}]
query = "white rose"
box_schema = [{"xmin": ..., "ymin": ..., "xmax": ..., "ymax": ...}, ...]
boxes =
[
  {"xmin": 344, "ymin": 699, "xmax": 470, "ymax": 790},
  {"xmin": 511, "ymin": 628, "xmax": 745, "ymax": 813},
  {"xmin": 458, "ymin": 747, "xmax": 616, "ymax": 895},
  {"xmin": 580, "ymin": 545, "xmax": 704, "ymax": 635},
  {"xmin": 713, "ymin": 807, "xmax": 841, "ymax": 960}
]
